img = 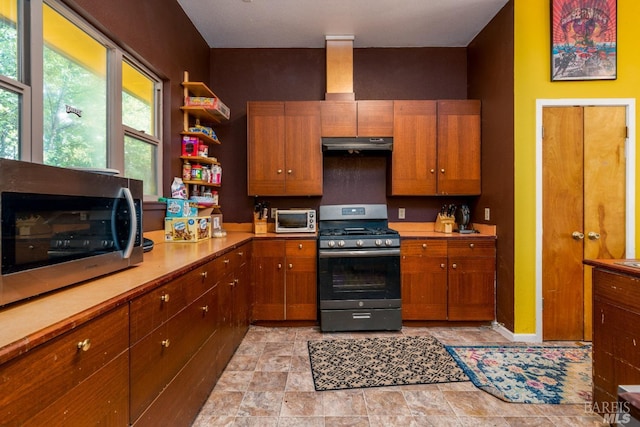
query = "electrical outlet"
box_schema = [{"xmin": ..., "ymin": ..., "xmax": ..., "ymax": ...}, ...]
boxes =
[
  {"xmin": 271, "ymin": 208, "xmax": 277, "ymax": 218},
  {"xmin": 484, "ymin": 208, "xmax": 490, "ymax": 221},
  {"xmin": 398, "ymin": 208, "xmax": 406, "ymax": 219}
]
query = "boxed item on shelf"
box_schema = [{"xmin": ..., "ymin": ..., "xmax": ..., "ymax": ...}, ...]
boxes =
[
  {"xmin": 166, "ymin": 198, "xmax": 199, "ymax": 217},
  {"xmin": 164, "ymin": 216, "xmax": 211, "ymax": 242},
  {"xmin": 181, "ymin": 135, "xmax": 199, "ymax": 156},
  {"xmin": 185, "ymin": 97, "xmax": 230, "ymax": 120}
]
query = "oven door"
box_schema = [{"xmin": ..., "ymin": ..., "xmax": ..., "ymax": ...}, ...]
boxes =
[{"xmin": 318, "ymin": 248, "xmax": 400, "ymax": 306}]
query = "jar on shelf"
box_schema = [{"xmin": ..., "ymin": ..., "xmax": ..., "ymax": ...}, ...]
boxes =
[
  {"xmin": 191, "ymin": 164, "xmax": 202, "ymax": 181},
  {"xmin": 182, "ymin": 161, "xmax": 192, "ymax": 181}
]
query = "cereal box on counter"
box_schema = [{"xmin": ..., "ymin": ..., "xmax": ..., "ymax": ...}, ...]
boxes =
[
  {"xmin": 164, "ymin": 216, "xmax": 211, "ymax": 242},
  {"xmin": 165, "ymin": 198, "xmax": 199, "ymax": 217}
]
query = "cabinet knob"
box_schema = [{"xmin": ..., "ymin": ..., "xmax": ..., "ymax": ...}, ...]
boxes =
[
  {"xmin": 452, "ymin": 263, "xmax": 458, "ymax": 269},
  {"xmin": 161, "ymin": 293, "xmax": 170, "ymax": 303},
  {"xmin": 440, "ymin": 263, "xmax": 446, "ymax": 269},
  {"xmin": 588, "ymin": 231, "xmax": 601, "ymax": 240},
  {"xmin": 228, "ymin": 281, "xmax": 235, "ymax": 288},
  {"xmin": 287, "ymin": 169, "xmax": 292, "ymax": 174},
  {"xmin": 572, "ymin": 231, "xmax": 585, "ymax": 240},
  {"xmin": 440, "ymin": 169, "xmax": 445, "ymax": 174},
  {"xmin": 161, "ymin": 339, "xmax": 171, "ymax": 348},
  {"xmin": 277, "ymin": 169, "xmax": 282, "ymax": 174},
  {"xmin": 238, "ymin": 251, "xmax": 244, "ymax": 257},
  {"xmin": 234, "ymin": 278, "xmax": 239, "ymax": 284},
  {"xmin": 201, "ymin": 271, "xmax": 208, "ymax": 279},
  {"xmin": 224, "ymin": 259, "xmax": 230, "ymax": 264},
  {"xmin": 430, "ymin": 169, "xmax": 435, "ymax": 174},
  {"xmin": 288, "ymin": 263, "xmax": 293, "ymax": 269},
  {"xmin": 278, "ymin": 263, "xmax": 282, "ymax": 269},
  {"xmin": 201, "ymin": 305, "xmax": 209, "ymax": 313},
  {"xmin": 298, "ymin": 243, "xmax": 303, "ymax": 249},
  {"xmin": 77, "ymin": 338, "xmax": 91, "ymax": 352},
  {"xmin": 422, "ymin": 243, "xmax": 427, "ymax": 249},
  {"xmin": 469, "ymin": 243, "xmax": 475, "ymax": 248}
]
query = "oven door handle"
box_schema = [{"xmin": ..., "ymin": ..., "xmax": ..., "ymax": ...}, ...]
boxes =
[{"xmin": 318, "ymin": 249, "xmax": 400, "ymax": 258}]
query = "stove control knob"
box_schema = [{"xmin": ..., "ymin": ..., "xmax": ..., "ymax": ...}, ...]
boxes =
[
  {"xmin": 375, "ymin": 239, "xmax": 383, "ymax": 246},
  {"xmin": 356, "ymin": 239, "xmax": 364, "ymax": 247},
  {"xmin": 327, "ymin": 241, "xmax": 336, "ymax": 248},
  {"xmin": 338, "ymin": 240, "xmax": 346, "ymax": 248},
  {"xmin": 385, "ymin": 239, "xmax": 393, "ymax": 246}
]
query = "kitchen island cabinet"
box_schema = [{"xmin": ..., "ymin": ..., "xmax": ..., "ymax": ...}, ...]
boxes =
[
  {"xmin": 401, "ymin": 237, "xmax": 496, "ymax": 321},
  {"xmin": 584, "ymin": 259, "xmax": 640, "ymax": 418},
  {"xmin": 247, "ymin": 101, "xmax": 322, "ymax": 196},
  {"xmin": 252, "ymin": 239, "xmax": 317, "ymax": 321},
  {"xmin": 391, "ymin": 100, "xmax": 481, "ymax": 196}
]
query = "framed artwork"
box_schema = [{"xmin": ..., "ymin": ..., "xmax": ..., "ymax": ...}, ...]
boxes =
[{"xmin": 551, "ymin": 0, "xmax": 617, "ymax": 81}]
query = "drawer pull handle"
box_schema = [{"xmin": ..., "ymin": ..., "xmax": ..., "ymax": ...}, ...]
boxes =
[
  {"xmin": 224, "ymin": 259, "xmax": 230, "ymax": 264},
  {"xmin": 201, "ymin": 271, "xmax": 208, "ymax": 279},
  {"xmin": 201, "ymin": 305, "xmax": 209, "ymax": 313},
  {"xmin": 238, "ymin": 252, "xmax": 244, "ymax": 257},
  {"xmin": 299, "ymin": 243, "xmax": 303, "ymax": 249},
  {"xmin": 161, "ymin": 294, "xmax": 170, "ymax": 303},
  {"xmin": 440, "ymin": 169, "xmax": 445, "ymax": 174},
  {"xmin": 277, "ymin": 169, "xmax": 282, "ymax": 174},
  {"xmin": 77, "ymin": 339, "xmax": 91, "ymax": 352},
  {"xmin": 162, "ymin": 339, "xmax": 171, "ymax": 348},
  {"xmin": 422, "ymin": 243, "xmax": 427, "ymax": 249},
  {"xmin": 469, "ymin": 243, "xmax": 475, "ymax": 248}
]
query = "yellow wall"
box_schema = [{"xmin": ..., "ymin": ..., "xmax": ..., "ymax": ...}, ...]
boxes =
[{"xmin": 514, "ymin": 0, "xmax": 640, "ymax": 333}]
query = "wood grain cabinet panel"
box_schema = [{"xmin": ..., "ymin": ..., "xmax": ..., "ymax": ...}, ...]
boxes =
[
  {"xmin": 320, "ymin": 100, "xmax": 393, "ymax": 137},
  {"xmin": 253, "ymin": 239, "xmax": 317, "ymax": 321},
  {"xmin": 0, "ymin": 305, "xmax": 129, "ymax": 426},
  {"xmin": 400, "ymin": 238, "xmax": 495, "ymax": 322},
  {"xmin": 592, "ymin": 268, "xmax": 640, "ymax": 416}
]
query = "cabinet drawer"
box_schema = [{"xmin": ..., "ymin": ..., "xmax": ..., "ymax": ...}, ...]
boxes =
[
  {"xmin": 594, "ymin": 269, "xmax": 640, "ymax": 314},
  {"xmin": 285, "ymin": 240, "xmax": 316, "ymax": 257},
  {"xmin": 401, "ymin": 240, "xmax": 447, "ymax": 257},
  {"xmin": 447, "ymin": 239, "xmax": 495, "ymax": 257},
  {"xmin": 0, "ymin": 305, "xmax": 128, "ymax": 426},
  {"xmin": 130, "ymin": 277, "xmax": 184, "ymax": 344}
]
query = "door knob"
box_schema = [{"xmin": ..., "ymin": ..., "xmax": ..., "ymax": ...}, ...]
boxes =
[
  {"xmin": 588, "ymin": 231, "xmax": 601, "ymax": 240},
  {"xmin": 572, "ymin": 231, "xmax": 584, "ymax": 240}
]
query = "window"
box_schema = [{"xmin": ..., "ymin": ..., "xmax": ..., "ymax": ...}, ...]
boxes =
[{"xmin": 0, "ymin": 0, "xmax": 163, "ymax": 199}]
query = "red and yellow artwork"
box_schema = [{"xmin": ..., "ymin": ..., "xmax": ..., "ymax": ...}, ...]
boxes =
[{"xmin": 551, "ymin": 0, "xmax": 616, "ymax": 80}]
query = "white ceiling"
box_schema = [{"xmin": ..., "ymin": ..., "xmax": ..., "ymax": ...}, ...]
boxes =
[{"xmin": 177, "ymin": 0, "xmax": 509, "ymax": 48}]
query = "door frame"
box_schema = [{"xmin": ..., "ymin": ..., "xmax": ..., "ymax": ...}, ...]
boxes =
[{"xmin": 535, "ymin": 98, "xmax": 636, "ymax": 342}]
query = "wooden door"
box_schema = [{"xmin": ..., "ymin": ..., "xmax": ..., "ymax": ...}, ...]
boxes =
[
  {"xmin": 284, "ymin": 101, "xmax": 323, "ymax": 195},
  {"xmin": 542, "ymin": 106, "xmax": 626, "ymax": 340},
  {"xmin": 247, "ymin": 102, "xmax": 285, "ymax": 195},
  {"xmin": 437, "ymin": 100, "xmax": 481, "ymax": 195},
  {"xmin": 391, "ymin": 101, "xmax": 437, "ymax": 195},
  {"xmin": 400, "ymin": 240, "xmax": 448, "ymax": 320}
]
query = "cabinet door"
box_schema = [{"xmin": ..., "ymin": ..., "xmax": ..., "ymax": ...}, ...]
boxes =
[
  {"xmin": 232, "ymin": 245, "xmax": 252, "ymax": 344},
  {"xmin": 285, "ymin": 240, "xmax": 317, "ymax": 320},
  {"xmin": 320, "ymin": 101, "xmax": 357, "ymax": 136},
  {"xmin": 247, "ymin": 101, "xmax": 285, "ymax": 195},
  {"xmin": 252, "ymin": 240, "xmax": 286, "ymax": 320},
  {"xmin": 437, "ymin": 100, "xmax": 481, "ymax": 195},
  {"xmin": 447, "ymin": 240, "xmax": 495, "ymax": 321},
  {"xmin": 357, "ymin": 100, "xmax": 394, "ymax": 137},
  {"xmin": 284, "ymin": 101, "xmax": 323, "ymax": 195},
  {"xmin": 391, "ymin": 101, "xmax": 437, "ymax": 195},
  {"xmin": 401, "ymin": 240, "xmax": 448, "ymax": 320}
]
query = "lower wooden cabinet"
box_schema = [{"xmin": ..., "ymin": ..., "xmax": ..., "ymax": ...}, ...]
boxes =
[
  {"xmin": 401, "ymin": 238, "xmax": 496, "ymax": 321},
  {"xmin": 253, "ymin": 239, "xmax": 317, "ymax": 321},
  {"xmin": 0, "ymin": 305, "xmax": 129, "ymax": 426}
]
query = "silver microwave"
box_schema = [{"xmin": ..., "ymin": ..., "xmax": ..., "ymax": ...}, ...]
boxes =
[
  {"xmin": 275, "ymin": 209, "xmax": 316, "ymax": 233},
  {"xmin": 0, "ymin": 159, "xmax": 143, "ymax": 307}
]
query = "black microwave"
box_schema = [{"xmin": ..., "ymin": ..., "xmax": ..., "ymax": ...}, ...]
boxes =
[{"xmin": 0, "ymin": 159, "xmax": 143, "ymax": 307}]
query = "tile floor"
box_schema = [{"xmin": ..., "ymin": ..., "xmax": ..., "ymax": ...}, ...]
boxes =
[{"xmin": 192, "ymin": 325, "xmax": 607, "ymax": 426}]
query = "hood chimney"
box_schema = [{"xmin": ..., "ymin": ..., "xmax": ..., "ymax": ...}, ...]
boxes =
[{"xmin": 325, "ymin": 35, "xmax": 355, "ymax": 101}]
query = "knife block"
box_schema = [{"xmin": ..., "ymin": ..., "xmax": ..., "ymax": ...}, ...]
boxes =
[
  {"xmin": 253, "ymin": 212, "xmax": 267, "ymax": 234},
  {"xmin": 435, "ymin": 214, "xmax": 456, "ymax": 234}
]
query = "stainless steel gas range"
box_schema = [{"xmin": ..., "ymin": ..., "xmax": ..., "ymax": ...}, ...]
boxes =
[{"xmin": 317, "ymin": 204, "xmax": 401, "ymax": 332}]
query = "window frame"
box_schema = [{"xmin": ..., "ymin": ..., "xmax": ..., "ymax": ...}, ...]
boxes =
[{"xmin": 0, "ymin": 0, "xmax": 164, "ymax": 200}]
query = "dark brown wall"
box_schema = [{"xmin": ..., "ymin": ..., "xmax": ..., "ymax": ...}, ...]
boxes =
[
  {"xmin": 467, "ymin": 1, "xmax": 515, "ymax": 331},
  {"xmin": 210, "ymin": 47, "xmax": 473, "ymax": 224},
  {"xmin": 63, "ymin": 0, "xmax": 211, "ymax": 231}
]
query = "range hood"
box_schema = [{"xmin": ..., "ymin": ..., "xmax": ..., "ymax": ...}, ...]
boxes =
[{"xmin": 322, "ymin": 137, "xmax": 393, "ymax": 152}]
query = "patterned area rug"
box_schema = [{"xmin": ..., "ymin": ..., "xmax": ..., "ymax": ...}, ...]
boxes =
[
  {"xmin": 445, "ymin": 344, "xmax": 592, "ymax": 404},
  {"xmin": 307, "ymin": 335, "xmax": 468, "ymax": 391}
]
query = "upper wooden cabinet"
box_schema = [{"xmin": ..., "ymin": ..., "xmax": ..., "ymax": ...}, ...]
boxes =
[
  {"xmin": 320, "ymin": 100, "xmax": 393, "ymax": 137},
  {"xmin": 247, "ymin": 101, "xmax": 323, "ymax": 196},
  {"xmin": 390, "ymin": 100, "xmax": 481, "ymax": 196}
]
